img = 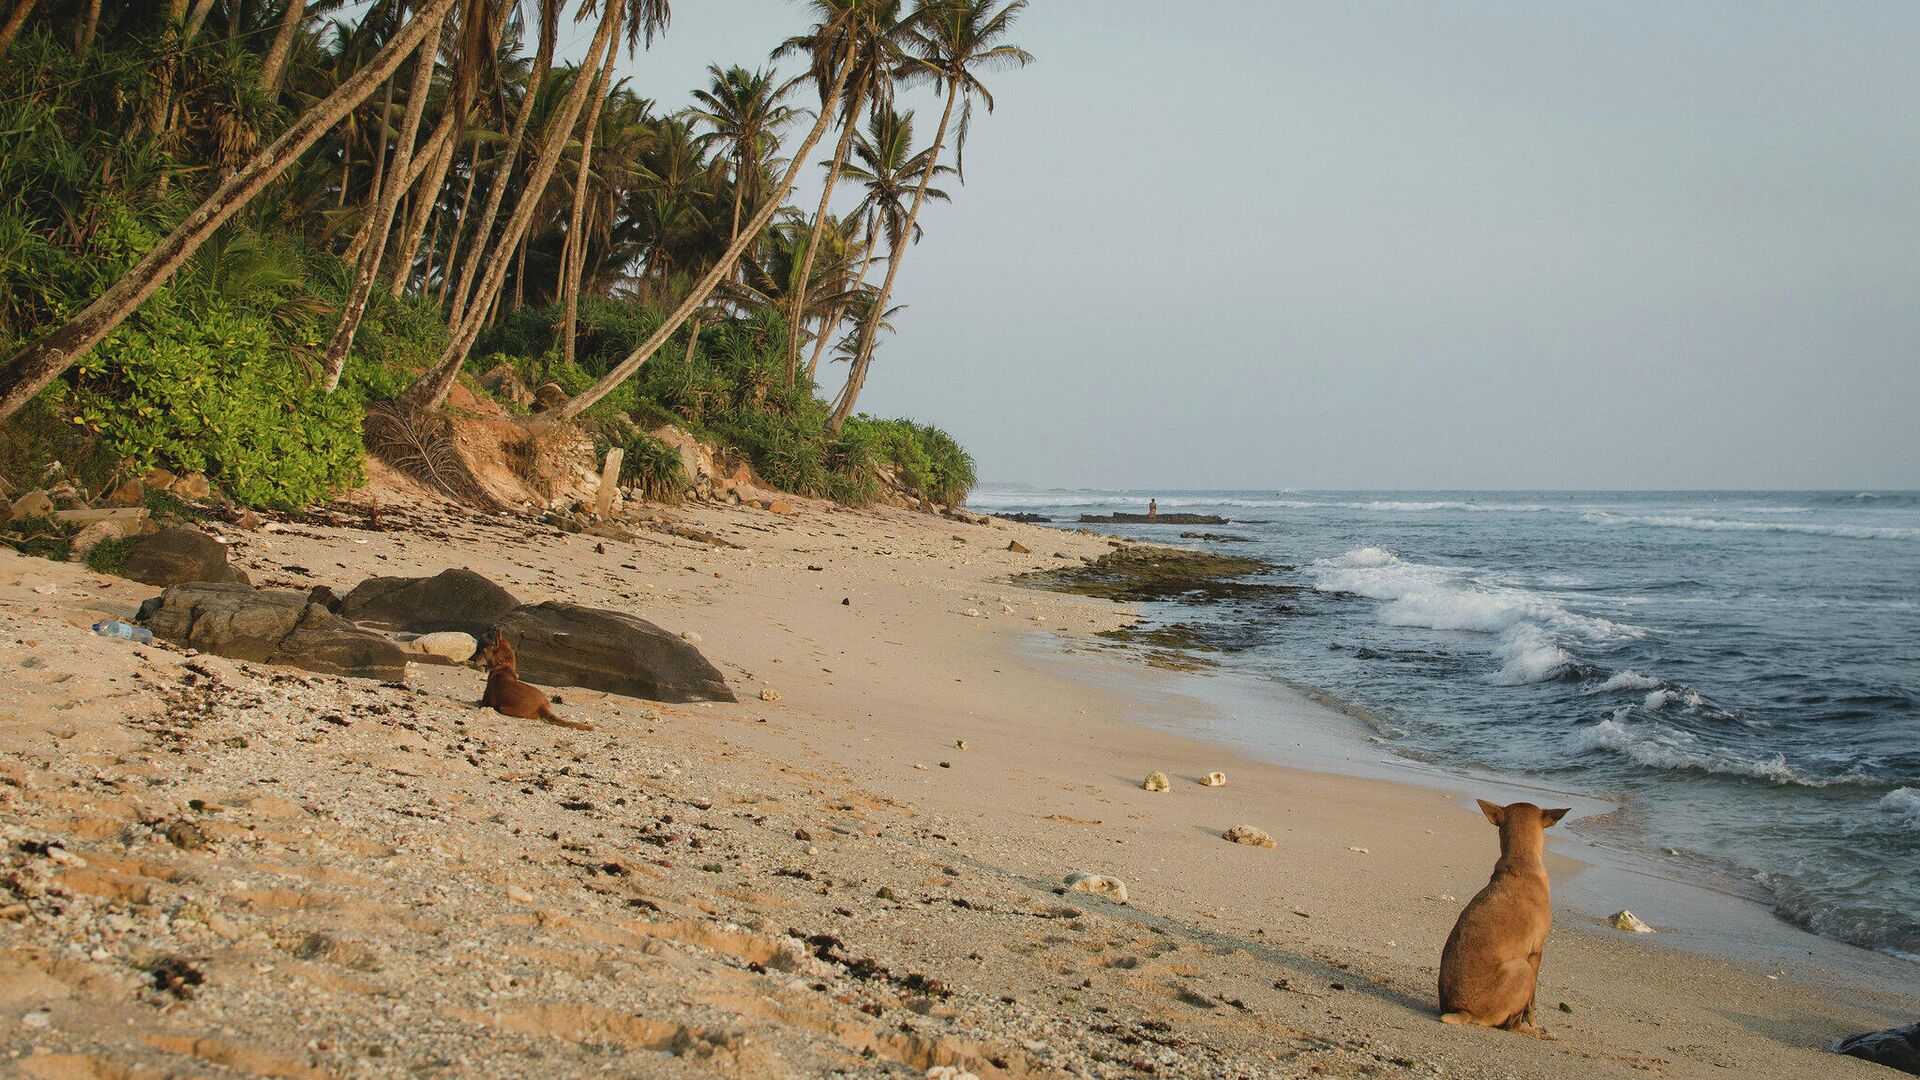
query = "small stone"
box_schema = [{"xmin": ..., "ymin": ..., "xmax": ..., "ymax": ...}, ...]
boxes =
[
  {"xmin": 506, "ymin": 886, "xmax": 535, "ymax": 905},
  {"xmin": 7, "ymin": 489, "xmax": 54, "ymax": 520},
  {"xmin": 1608, "ymin": 909, "xmax": 1655, "ymax": 933},
  {"xmin": 234, "ymin": 510, "xmax": 262, "ymax": 530},
  {"xmin": 1200, "ymin": 771, "xmax": 1226, "ymax": 787},
  {"xmin": 682, "ymin": 630, "xmax": 703, "ymax": 644},
  {"xmin": 163, "ymin": 821, "xmax": 207, "ymax": 851},
  {"xmin": 759, "ymin": 687, "xmax": 781, "ymax": 702},
  {"xmin": 955, "ymin": 739, "xmax": 968, "ymax": 750},
  {"xmin": 1142, "ymin": 771, "xmax": 1171, "ymax": 792},
  {"xmin": 1007, "ymin": 540, "xmax": 1031, "ymax": 554},
  {"xmin": 1348, "ymin": 846, "xmax": 1369, "ymax": 854},
  {"xmin": 407, "ymin": 631, "xmax": 478, "ymax": 663},
  {"xmin": 45, "ymin": 845, "xmax": 85, "ymax": 867},
  {"xmin": 141, "ymin": 467, "xmax": 178, "ymax": 491},
  {"xmin": 962, "ymin": 609, "xmax": 981, "ymax": 618},
  {"xmin": 1223, "ymin": 825, "xmax": 1276, "ymax": 848},
  {"xmin": 22, "ymin": 1010, "xmax": 51, "ymax": 1030},
  {"xmin": 1065, "ymin": 872, "xmax": 1128, "ymax": 902},
  {"xmin": 103, "ymin": 479, "xmax": 146, "ymax": 508}
]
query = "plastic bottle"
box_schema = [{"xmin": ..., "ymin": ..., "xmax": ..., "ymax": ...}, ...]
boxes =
[{"xmin": 91, "ymin": 620, "xmax": 154, "ymax": 644}]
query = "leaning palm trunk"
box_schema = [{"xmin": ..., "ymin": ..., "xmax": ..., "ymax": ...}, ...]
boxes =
[
  {"xmin": 75, "ymin": 0, "xmax": 102, "ymax": 54},
  {"xmin": 440, "ymin": 9, "xmax": 558, "ymax": 334},
  {"xmin": 258, "ymin": 0, "xmax": 307, "ymax": 94},
  {"xmin": 783, "ymin": 77, "xmax": 866, "ymax": 384},
  {"xmin": 398, "ymin": 7, "xmax": 620, "ymax": 411},
  {"xmin": 828, "ymin": 83, "xmax": 957, "ymax": 433},
  {"xmin": 532, "ymin": 57, "xmax": 858, "ymax": 427},
  {"xmin": 557, "ymin": 31, "xmax": 621, "ymax": 368},
  {"xmin": 438, "ymin": 143, "xmax": 481, "ymax": 307},
  {"xmin": 388, "ymin": 116, "xmax": 460, "ymax": 298},
  {"xmin": 322, "ymin": 3, "xmax": 448, "ymax": 391},
  {"xmin": 0, "ymin": 0, "xmax": 457, "ymax": 424},
  {"xmin": 345, "ymin": 73, "xmax": 400, "ymax": 264},
  {"xmin": 0, "ymin": 0, "xmax": 39, "ymax": 58}
]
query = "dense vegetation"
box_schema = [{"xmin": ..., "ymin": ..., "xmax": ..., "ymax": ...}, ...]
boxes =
[{"xmin": 0, "ymin": 0, "xmax": 1023, "ymax": 508}]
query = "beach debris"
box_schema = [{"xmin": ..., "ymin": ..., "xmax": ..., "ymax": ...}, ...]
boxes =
[
  {"xmin": 1200, "ymin": 771, "xmax": 1227, "ymax": 787},
  {"xmin": 1835, "ymin": 1021, "xmax": 1920, "ymax": 1073},
  {"xmin": 759, "ymin": 688, "xmax": 782, "ymax": 702},
  {"xmin": 925, "ymin": 1066, "xmax": 982, "ymax": 1080},
  {"xmin": 681, "ymin": 630, "xmax": 703, "ymax": 644},
  {"xmin": 841, "ymin": 597, "xmax": 850, "ymax": 605},
  {"xmin": 1608, "ymin": 909, "xmax": 1656, "ymax": 933},
  {"xmin": 955, "ymin": 739, "xmax": 968, "ymax": 750},
  {"xmin": 1007, "ymin": 540, "xmax": 1031, "ymax": 554},
  {"xmin": 92, "ymin": 620, "xmax": 154, "ymax": 643},
  {"xmin": 163, "ymin": 820, "xmax": 207, "ymax": 851},
  {"xmin": 962, "ymin": 608, "xmax": 981, "ymax": 618},
  {"xmin": 1065, "ymin": 872, "xmax": 1129, "ymax": 902},
  {"xmin": 1223, "ymin": 825, "xmax": 1276, "ymax": 848},
  {"xmin": 1348, "ymin": 846, "xmax": 1369, "ymax": 854},
  {"xmin": 1559, "ymin": 1002, "xmax": 1574, "ymax": 1013},
  {"xmin": 1142, "ymin": 771, "xmax": 1171, "ymax": 792},
  {"xmin": 1664, "ymin": 848, "xmax": 1680, "ymax": 856}
]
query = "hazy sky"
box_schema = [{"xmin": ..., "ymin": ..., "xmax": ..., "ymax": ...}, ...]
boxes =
[{"xmin": 589, "ymin": 1, "xmax": 1920, "ymax": 490}]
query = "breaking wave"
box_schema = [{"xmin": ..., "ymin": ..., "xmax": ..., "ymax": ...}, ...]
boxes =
[
  {"xmin": 1581, "ymin": 511, "xmax": 1920, "ymax": 542},
  {"xmin": 1882, "ymin": 788, "xmax": 1920, "ymax": 830}
]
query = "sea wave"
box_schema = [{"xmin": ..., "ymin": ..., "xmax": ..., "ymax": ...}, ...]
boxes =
[
  {"xmin": 1581, "ymin": 511, "xmax": 1920, "ymax": 542},
  {"xmin": 1570, "ymin": 716, "xmax": 1876, "ymax": 787},
  {"xmin": 1881, "ymin": 788, "xmax": 1920, "ymax": 830},
  {"xmin": 1587, "ymin": 670, "xmax": 1662, "ymax": 693},
  {"xmin": 1306, "ymin": 546, "xmax": 1640, "ymax": 685}
]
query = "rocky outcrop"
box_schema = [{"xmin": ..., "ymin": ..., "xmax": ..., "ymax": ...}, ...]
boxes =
[
  {"xmin": 492, "ymin": 602, "xmax": 735, "ymax": 703},
  {"xmin": 340, "ymin": 568, "xmax": 522, "ymax": 637},
  {"xmin": 120, "ymin": 527, "xmax": 250, "ymax": 587},
  {"xmin": 1837, "ymin": 1023, "xmax": 1920, "ymax": 1074},
  {"xmin": 479, "ymin": 363, "xmax": 534, "ymax": 408},
  {"xmin": 137, "ymin": 583, "xmax": 410, "ymax": 680}
]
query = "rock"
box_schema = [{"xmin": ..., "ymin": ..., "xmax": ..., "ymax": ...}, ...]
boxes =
[
  {"xmin": 234, "ymin": 510, "xmax": 262, "ymax": 530},
  {"xmin": 530, "ymin": 381, "xmax": 568, "ymax": 412},
  {"xmin": 1143, "ymin": 771, "xmax": 1171, "ymax": 792},
  {"xmin": 404, "ymin": 631, "xmax": 478, "ymax": 664},
  {"xmin": 339, "ymin": 568, "xmax": 522, "ymax": 637},
  {"xmin": 1836, "ymin": 1023, "xmax": 1920, "ymax": 1074},
  {"xmin": 120, "ymin": 527, "xmax": 249, "ymax": 587},
  {"xmin": 765, "ymin": 499, "xmax": 794, "ymax": 515},
  {"xmin": 1607, "ymin": 910, "xmax": 1655, "ymax": 933},
  {"xmin": 1065, "ymin": 872, "xmax": 1129, "ymax": 902},
  {"xmin": 103, "ymin": 479, "xmax": 146, "ymax": 508},
  {"xmin": 1007, "ymin": 540, "xmax": 1031, "ymax": 554},
  {"xmin": 138, "ymin": 582, "xmax": 410, "ymax": 680},
  {"xmin": 479, "ymin": 362, "xmax": 535, "ymax": 407},
  {"xmin": 759, "ymin": 687, "xmax": 782, "ymax": 702},
  {"xmin": 69, "ymin": 515, "xmax": 145, "ymax": 559},
  {"xmin": 681, "ymin": 630, "xmax": 702, "ymax": 644},
  {"xmin": 1200, "ymin": 771, "xmax": 1227, "ymax": 787},
  {"xmin": 163, "ymin": 821, "xmax": 207, "ymax": 851},
  {"xmin": 173, "ymin": 473, "xmax": 211, "ymax": 500},
  {"xmin": 141, "ymin": 467, "xmax": 178, "ymax": 491},
  {"xmin": 962, "ymin": 608, "xmax": 981, "ymax": 618},
  {"xmin": 1223, "ymin": 825, "xmax": 1275, "ymax": 848},
  {"xmin": 7, "ymin": 490, "xmax": 54, "ymax": 521},
  {"xmin": 956, "ymin": 739, "xmax": 968, "ymax": 750},
  {"xmin": 491, "ymin": 601, "xmax": 736, "ymax": 703},
  {"xmin": 306, "ymin": 585, "xmax": 343, "ymax": 612}
]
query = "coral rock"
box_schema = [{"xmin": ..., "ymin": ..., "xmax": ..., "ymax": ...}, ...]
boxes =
[
  {"xmin": 1143, "ymin": 771, "xmax": 1171, "ymax": 792},
  {"xmin": 1223, "ymin": 825, "xmax": 1275, "ymax": 848}
]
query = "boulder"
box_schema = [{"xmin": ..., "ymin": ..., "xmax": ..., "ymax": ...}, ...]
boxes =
[
  {"xmin": 491, "ymin": 601, "xmax": 735, "ymax": 703},
  {"xmin": 138, "ymin": 583, "xmax": 409, "ymax": 680},
  {"xmin": 103, "ymin": 479, "xmax": 146, "ymax": 508},
  {"xmin": 69, "ymin": 515, "xmax": 146, "ymax": 559},
  {"xmin": 530, "ymin": 382, "xmax": 568, "ymax": 412},
  {"xmin": 7, "ymin": 490, "xmax": 54, "ymax": 521},
  {"xmin": 339, "ymin": 568, "xmax": 521, "ymax": 637},
  {"xmin": 479, "ymin": 362, "xmax": 534, "ymax": 408},
  {"xmin": 120, "ymin": 527, "xmax": 249, "ymax": 587},
  {"xmin": 1836, "ymin": 1023, "xmax": 1920, "ymax": 1074},
  {"xmin": 173, "ymin": 473, "xmax": 211, "ymax": 500}
]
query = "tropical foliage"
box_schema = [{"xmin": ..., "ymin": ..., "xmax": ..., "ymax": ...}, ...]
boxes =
[{"xmin": 0, "ymin": 0, "xmax": 1027, "ymax": 508}]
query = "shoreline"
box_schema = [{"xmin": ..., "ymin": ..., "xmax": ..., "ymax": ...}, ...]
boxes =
[{"xmin": 1, "ymin": 490, "xmax": 1914, "ymax": 1077}]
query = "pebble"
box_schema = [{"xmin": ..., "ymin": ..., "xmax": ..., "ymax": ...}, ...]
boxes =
[
  {"xmin": 759, "ymin": 688, "xmax": 782, "ymax": 702},
  {"xmin": 1200, "ymin": 771, "xmax": 1226, "ymax": 787}
]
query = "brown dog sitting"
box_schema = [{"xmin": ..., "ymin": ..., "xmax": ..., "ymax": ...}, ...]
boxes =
[
  {"xmin": 1439, "ymin": 799, "xmax": 1570, "ymax": 1036},
  {"xmin": 481, "ymin": 635, "xmax": 593, "ymax": 732}
]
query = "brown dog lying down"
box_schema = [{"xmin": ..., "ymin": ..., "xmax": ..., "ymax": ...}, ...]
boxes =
[
  {"xmin": 481, "ymin": 635, "xmax": 594, "ymax": 732},
  {"xmin": 1439, "ymin": 799, "xmax": 1570, "ymax": 1037}
]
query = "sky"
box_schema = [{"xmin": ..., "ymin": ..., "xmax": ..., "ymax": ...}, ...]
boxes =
[{"xmin": 584, "ymin": 1, "xmax": 1920, "ymax": 490}]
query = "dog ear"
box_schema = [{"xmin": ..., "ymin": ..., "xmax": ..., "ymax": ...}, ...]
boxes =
[
  {"xmin": 1476, "ymin": 799, "xmax": 1506, "ymax": 826},
  {"xmin": 1540, "ymin": 807, "xmax": 1571, "ymax": 828}
]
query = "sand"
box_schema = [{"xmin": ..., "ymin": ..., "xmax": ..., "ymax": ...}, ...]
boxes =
[{"xmin": 1, "ymin": 486, "xmax": 1914, "ymax": 1078}]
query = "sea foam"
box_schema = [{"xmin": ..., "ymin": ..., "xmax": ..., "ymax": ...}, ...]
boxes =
[
  {"xmin": 1307, "ymin": 546, "xmax": 1638, "ymax": 684},
  {"xmin": 1570, "ymin": 717, "xmax": 1805, "ymax": 783},
  {"xmin": 1881, "ymin": 788, "xmax": 1920, "ymax": 830}
]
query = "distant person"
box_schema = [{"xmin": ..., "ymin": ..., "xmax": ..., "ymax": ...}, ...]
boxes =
[{"xmin": 1148, "ymin": 498, "xmax": 1157, "ymax": 521}]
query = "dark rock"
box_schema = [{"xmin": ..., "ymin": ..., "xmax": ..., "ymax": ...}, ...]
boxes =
[
  {"xmin": 138, "ymin": 582, "xmax": 409, "ymax": 680},
  {"xmin": 530, "ymin": 381, "xmax": 568, "ymax": 412},
  {"xmin": 1006, "ymin": 540, "xmax": 1031, "ymax": 554},
  {"xmin": 306, "ymin": 585, "xmax": 343, "ymax": 612},
  {"xmin": 1077, "ymin": 512, "xmax": 1230, "ymax": 525},
  {"xmin": 491, "ymin": 601, "xmax": 735, "ymax": 703},
  {"xmin": 1838, "ymin": 1023, "xmax": 1920, "ymax": 1074},
  {"xmin": 479, "ymin": 362, "xmax": 534, "ymax": 408},
  {"xmin": 339, "ymin": 568, "xmax": 521, "ymax": 637},
  {"xmin": 1002, "ymin": 513, "xmax": 1052, "ymax": 523},
  {"xmin": 120, "ymin": 527, "xmax": 250, "ymax": 587}
]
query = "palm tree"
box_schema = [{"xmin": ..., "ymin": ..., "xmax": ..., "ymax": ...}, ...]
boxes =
[
  {"xmin": 774, "ymin": 0, "xmax": 910, "ymax": 384},
  {"xmin": 687, "ymin": 64, "xmax": 802, "ymax": 253},
  {"xmin": 259, "ymin": 0, "xmax": 311, "ymax": 93},
  {"xmin": 829, "ymin": 0, "xmax": 1028, "ymax": 431},
  {"xmin": 0, "ymin": 0, "xmax": 460, "ymax": 424},
  {"xmin": 0, "ymin": 0, "xmax": 40, "ymax": 59},
  {"xmin": 553, "ymin": 42, "xmax": 631, "ymax": 367},
  {"xmin": 530, "ymin": 1, "xmax": 867, "ymax": 425}
]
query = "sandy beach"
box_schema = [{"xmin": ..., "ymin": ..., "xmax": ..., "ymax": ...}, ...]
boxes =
[{"xmin": 2, "ymin": 487, "xmax": 1915, "ymax": 1079}]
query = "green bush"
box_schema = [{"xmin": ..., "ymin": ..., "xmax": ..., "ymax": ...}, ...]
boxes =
[{"xmin": 84, "ymin": 534, "xmax": 138, "ymax": 576}]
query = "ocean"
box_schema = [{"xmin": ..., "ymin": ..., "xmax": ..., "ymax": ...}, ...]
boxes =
[{"xmin": 966, "ymin": 488, "xmax": 1920, "ymax": 964}]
